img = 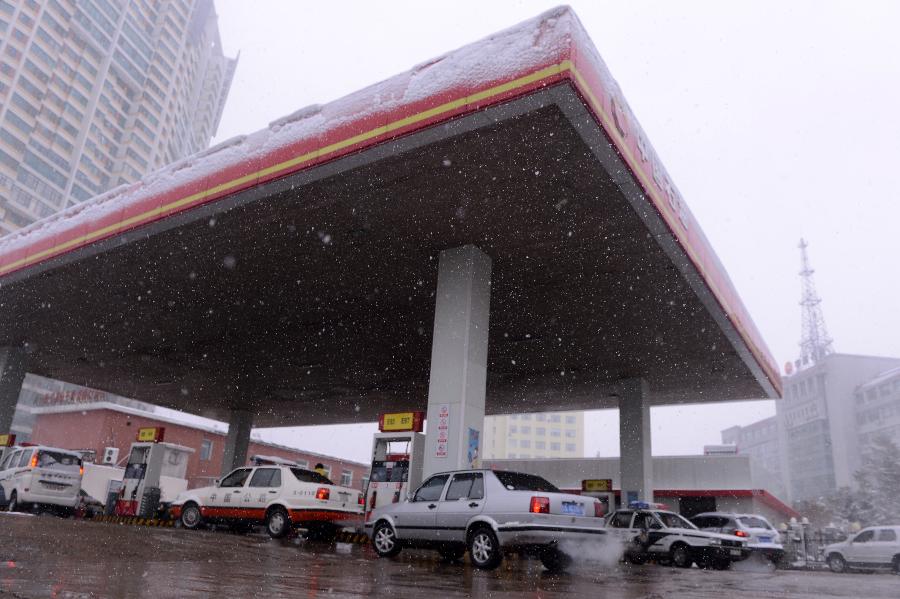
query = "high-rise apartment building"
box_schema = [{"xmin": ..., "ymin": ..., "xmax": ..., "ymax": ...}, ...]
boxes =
[
  {"xmin": 0, "ymin": 0, "xmax": 236, "ymax": 233},
  {"xmin": 483, "ymin": 412, "xmax": 584, "ymax": 459}
]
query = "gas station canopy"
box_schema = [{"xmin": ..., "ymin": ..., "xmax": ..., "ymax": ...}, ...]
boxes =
[{"xmin": 0, "ymin": 8, "xmax": 780, "ymax": 426}]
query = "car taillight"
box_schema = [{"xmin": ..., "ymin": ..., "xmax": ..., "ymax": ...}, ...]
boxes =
[
  {"xmin": 594, "ymin": 502, "xmax": 604, "ymax": 518},
  {"xmin": 29, "ymin": 453, "xmax": 37, "ymax": 468},
  {"xmin": 734, "ymin": 530, "xmax": 749, "ymax": 538},
  {"xmin": 316, "ymin": 487, "xmax": 330, "ymax": 501},
  {"xmin": 369, "ymin": 491, "xmax": 377, "ymax": 509},
  {"xmin": 530, "ymin": 496, "xmax": 550, "ymax": 514},
  {"xmin": 358, "ymin": 494, "xmax": 364, "ymax": 506},
  {"xmin": 80, "ymin": 465, "xmax": 84, "ymax": 477}
]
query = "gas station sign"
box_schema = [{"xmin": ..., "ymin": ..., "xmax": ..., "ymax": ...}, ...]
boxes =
[
  {"xmin": 0, "ymin": 433, "xmax": 15, "ymax": 447},
  {"xmin": 136, "ymin": 427, "xmax": 165, "ymax": 442},
  {"xmin": 378, "ymin": 411, "xmax": 424, "ymax": 433},
  {"xmin": 582, "ymin": 479, "xmax": 613, "ymax": 492}
]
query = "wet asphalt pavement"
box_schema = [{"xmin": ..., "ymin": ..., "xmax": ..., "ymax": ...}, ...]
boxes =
[{"xmin": 1, "ymin": 512, "xmax": 898, "ymax": 598}]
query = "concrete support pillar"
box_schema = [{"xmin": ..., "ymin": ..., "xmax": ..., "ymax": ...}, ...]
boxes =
[
  {"xmin": 0, "ymin": 347, "xmax": 26, "ymax": 435},
  {"xmin": 221, "ymin": 409, "xmax": 253, "ymax": 475},
  {"xmin": 619, "ymin": 378, "xmax": 652, "ymax": 506},
  {"xmin": 423, "ymin": 245, "xmax": 491, "ymax": 478}
]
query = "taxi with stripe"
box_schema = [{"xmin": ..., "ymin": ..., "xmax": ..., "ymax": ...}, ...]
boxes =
[{"xmin": 170, "ymin": 465, "xmax": 363, "ymax": 539}]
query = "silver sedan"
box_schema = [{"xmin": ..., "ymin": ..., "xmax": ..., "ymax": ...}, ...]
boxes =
[{"xmin": 365, "ymin": 469, "xmax": 609, "ymax": 570}]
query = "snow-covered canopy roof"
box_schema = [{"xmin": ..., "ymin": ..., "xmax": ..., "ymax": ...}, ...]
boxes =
[{"xmin": 0, "ymin": 7, "xmax": 779, "ymax": 425}]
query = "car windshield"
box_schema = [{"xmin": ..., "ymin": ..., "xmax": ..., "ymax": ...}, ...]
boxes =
[
  {"xmin": 738, "ymin": 516, "xmax": 773, "ymax": 530},
  {"xmin": 37, "ymin": 450, "xmax": 81, "ymax": 472},
  {"xmin": 290, "ymin": 468, "xmax": 333, "ymax": 485},
  {"xmin": 657, "ymin": 512, "xmax": 698, "ymax": 530},
  {"xmin": 492, "ymin": 471, "xmax": 559, "ymax": 493}
]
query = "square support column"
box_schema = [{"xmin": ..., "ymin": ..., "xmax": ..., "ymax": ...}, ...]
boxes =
[
  {"xmin": 221, "ymin": 409, "xmax": 253, "ymax": 476},
  {"xmin": 619, "ymin": 378, "xmax": 652, "ymax": 506},
  {"xmin": 0, "ymin": 347, "xmax": 26, "ymax": 434},
  {"xmin": 423, "ymin": 245, "xmax": 491, "ymax": 478}
]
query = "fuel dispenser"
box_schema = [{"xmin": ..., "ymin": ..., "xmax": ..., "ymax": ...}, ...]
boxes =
[
  {"xmin": 581, "ymin": 479, "xmax": 615, "ymax": 517},
  {"xmin": 365, "ymin": 412, "xmax": 426, "ymax": 519},
  {"xmin": 114, "ymin": 427, "xmax": 193, "ymax": 517}
]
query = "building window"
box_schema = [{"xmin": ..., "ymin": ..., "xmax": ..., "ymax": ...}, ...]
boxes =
[
  {"xmin": 550, "ymin": 415, "xmax": 561, "ymax": 423},
  {"xmin": 199, "ymin": 439, "xmax": 213, "ymax": 461},
  {"xmin": 565, "ymin": 430, "xmax": 576, "ymax": 438},
  {"xmin": 520, "ymin": 440, "xmax": 531, "ymax": 449},
  {"xmin": 520, "ymin": 426, "xmax": 531, "ymax": 434},
  {"xmin": 565, "ymin": 415, "xmax": 577, "ymax": 424},
  {"xmin": 508, "ymin": 453, "xmax": 516, "ymax": 458},
  {"xmin": 536, "ymin": 414, "xmax": 546, "ymax": 421},
  {"xmin": 550, "ymin": 429, "xmax": 561, "ymax": 437},
  {"xmin": 536, "ymin": 427, "xmax": 545, "ymax": 436},
  {"xmin": 535, "ymin": 441, "xmax": 546, "ymax": 450},
  {"xmin": 520, "ymin": 414, "xmax": 531, "ymax": 421},
  {"xmin": 340, "ymin": 470, "xmax": 353, "ymax": 487},
  {"xmin": 361, "ymin": 475, "xmax": 369, "ymax": 490},
  {"xmin": 509, "ymin": 425, "xmax": 517, "ymax": 434},
  {"xmin": 550, "ymin": 442, "xmax": 560, "ymax": 451},
  {"xmin": 565, "ymin": 443, "xmax": 577, "ymax": 452},
  {"xmin": 296, "ymin": 460, "xmax": 308, "ymax": 469}
]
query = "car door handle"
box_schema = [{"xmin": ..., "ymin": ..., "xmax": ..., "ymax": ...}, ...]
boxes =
[
  {"xmin": 268, "ymin": 490, "xmax": 277, "ymax": 494},
  {"xmin": 232, "ymin": 490, "xmax": 241, "ymax": 493},
  {"xmin": 427, "ymin": 504, "xmax": 437, "ymax": 509},
  {"xmin": 468, "ymin": 502, "xmax": 479, "ymax": 508}
]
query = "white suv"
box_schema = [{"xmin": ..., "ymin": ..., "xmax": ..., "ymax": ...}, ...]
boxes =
[
  {"xmin": 824, "ymin": 526, "xmax": 900, "ymax": 573},
  {"xmin": 0, "ymin": 445, "xmax": 83, "ymax": 515}
]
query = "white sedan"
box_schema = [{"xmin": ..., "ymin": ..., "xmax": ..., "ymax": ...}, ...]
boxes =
[{"xmin": 170, "ymin": 465, "xmax": 363, "ymax": 538}]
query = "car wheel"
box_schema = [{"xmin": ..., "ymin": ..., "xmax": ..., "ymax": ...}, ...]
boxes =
[
  {"xmin": 437, "ymin": 545, "xmax": 465, "ymax": 562},
  {"xmin": 539, "ymin": 547, "xmax": 573, "ymax": 572},
  {"xmin": 711, "ymin": 559, "xmax": 730, "ymax": 571},
  {"xmin": 670, "ymin": 544, "xmax": 693, "ymax": 568},
  {"xmin": 265, "ymin": 506, "xmax": 291, "ymax": 539},
  {"xmin": 827, "ymin": 553, "xmax": 846, "ymax": 574},
  {"xmin": 468, "ymin": 526, "xmax": 503, "ymax": 570},
  {"xmin": 891, "ymin": 555, "xmax": 899, "ymax": 575},
  {"xmin": 180, "ymin": 503, "xmax": 202, "ymax": 530},
  {"xmin": 372, "ymin": 521, "xmax": 402, "ymax": 557},
  {"xmin": 7, "ymin": 491, "xmax": 19, "ymax": 513}
]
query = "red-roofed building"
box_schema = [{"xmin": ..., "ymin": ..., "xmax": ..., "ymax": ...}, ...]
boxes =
[{"xmin": 28, "ymin": 402, "xmax": 369, "ymax": 490}]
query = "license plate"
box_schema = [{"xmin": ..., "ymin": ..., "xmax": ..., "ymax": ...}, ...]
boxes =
[
  {"xmin": 561, "ymin": 501, "xmax": 584, "ymax": 516},
  {"xmin": 729, "ymin": 549, "xmax": 742, "ymax": 557},
  {"xmin": 759, "ymin": 536, "xmax": 771, "ymax": 543}
]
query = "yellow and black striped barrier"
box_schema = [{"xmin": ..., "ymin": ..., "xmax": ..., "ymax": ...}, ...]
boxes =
[
  {"xmin": 333, "ymin": 530, "xmax": 369, "ymax": 544},
  {"xmin": 90, "ymin": 514, "xmax": 176, "ymax": 527}
]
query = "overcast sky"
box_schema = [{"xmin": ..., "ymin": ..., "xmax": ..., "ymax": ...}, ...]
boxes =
[{"xmin": 210, "ymin": 0, "xmax": 900, "ymax": 462}]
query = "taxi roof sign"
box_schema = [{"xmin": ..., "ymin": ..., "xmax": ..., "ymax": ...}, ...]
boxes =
[
  {"xmin": 378, "ymin": 411, "xmax": 424, "ymax": 433},
  {"xmin": 0, "ymin": 433, "xmax": 15, "ymax": 447},
  {"xmin": 136, "ymin": 427, "xmax": 165, "ymax": 442}
]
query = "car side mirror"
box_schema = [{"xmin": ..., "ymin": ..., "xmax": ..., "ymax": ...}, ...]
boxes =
[{"xmin": 214, "ymin": 478, "xmax": 221, "ymax": 486}]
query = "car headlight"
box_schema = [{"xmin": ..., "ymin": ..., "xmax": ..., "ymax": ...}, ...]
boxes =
[{"xmin": 708, "ymin": 538, "xmax": 722, "ymax": 546}]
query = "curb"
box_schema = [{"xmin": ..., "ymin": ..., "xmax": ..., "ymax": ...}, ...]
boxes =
[{"xmin": 90, "ymin": 514, "xmax": 176, "ymax": 527}]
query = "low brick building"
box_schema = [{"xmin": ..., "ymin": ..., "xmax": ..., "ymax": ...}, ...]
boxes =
[{"xmin": 29, "ymin": 402, "xmax": 370, "ymax": 490}]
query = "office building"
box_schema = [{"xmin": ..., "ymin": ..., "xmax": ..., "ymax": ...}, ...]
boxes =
[
  {"xmin": 483, "ymin": 412, "xmax": 584, "ymax": 459},
  {"xmin": 0, "ymin": 0, "xmax": 236, "ymax": 233}
]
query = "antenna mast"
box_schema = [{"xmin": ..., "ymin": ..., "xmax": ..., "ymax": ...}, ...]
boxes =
[{"xmin": 798, "ymin": 238, "xmax": 833, "ymax": 365}]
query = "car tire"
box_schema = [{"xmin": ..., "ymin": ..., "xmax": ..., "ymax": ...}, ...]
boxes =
[
  {"xmin": 437, "ymin": 545, "xmax": 465, "ymax": 562},
  {"xmin": 180, "ymin": 502, "xmax": 203, "ymax": 530},
  {"xmin": 372, "ymin": 521, "xmax": 402, "ymax": 558},
  {"xmin": 670, "ymin": 543, "xmax": 693, "ymax": 568},
  {"xmin": 539, "ymin": 547, "xmax": 573, "ymax": 572},
  {"xmin": 711, "ymin": 559, "xmax": 730, "ymax": 571},
  {"xmin": 265, "ymin": 506, "xmax": 291, "ymax": 539},
  {"xmin": 827, "ymin": 553, "xmax": 846, "ymax": 574},
  {"xmin": 468, "ymin": 526, "xmax": 503, "ymax": 570},
  {"xmin": 891, "ymin": 555, "xmax": 899, "ymax": 575},
  {"xmin": 7, "ymin": 491, "xmax": 19, "ymax": 513}
]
